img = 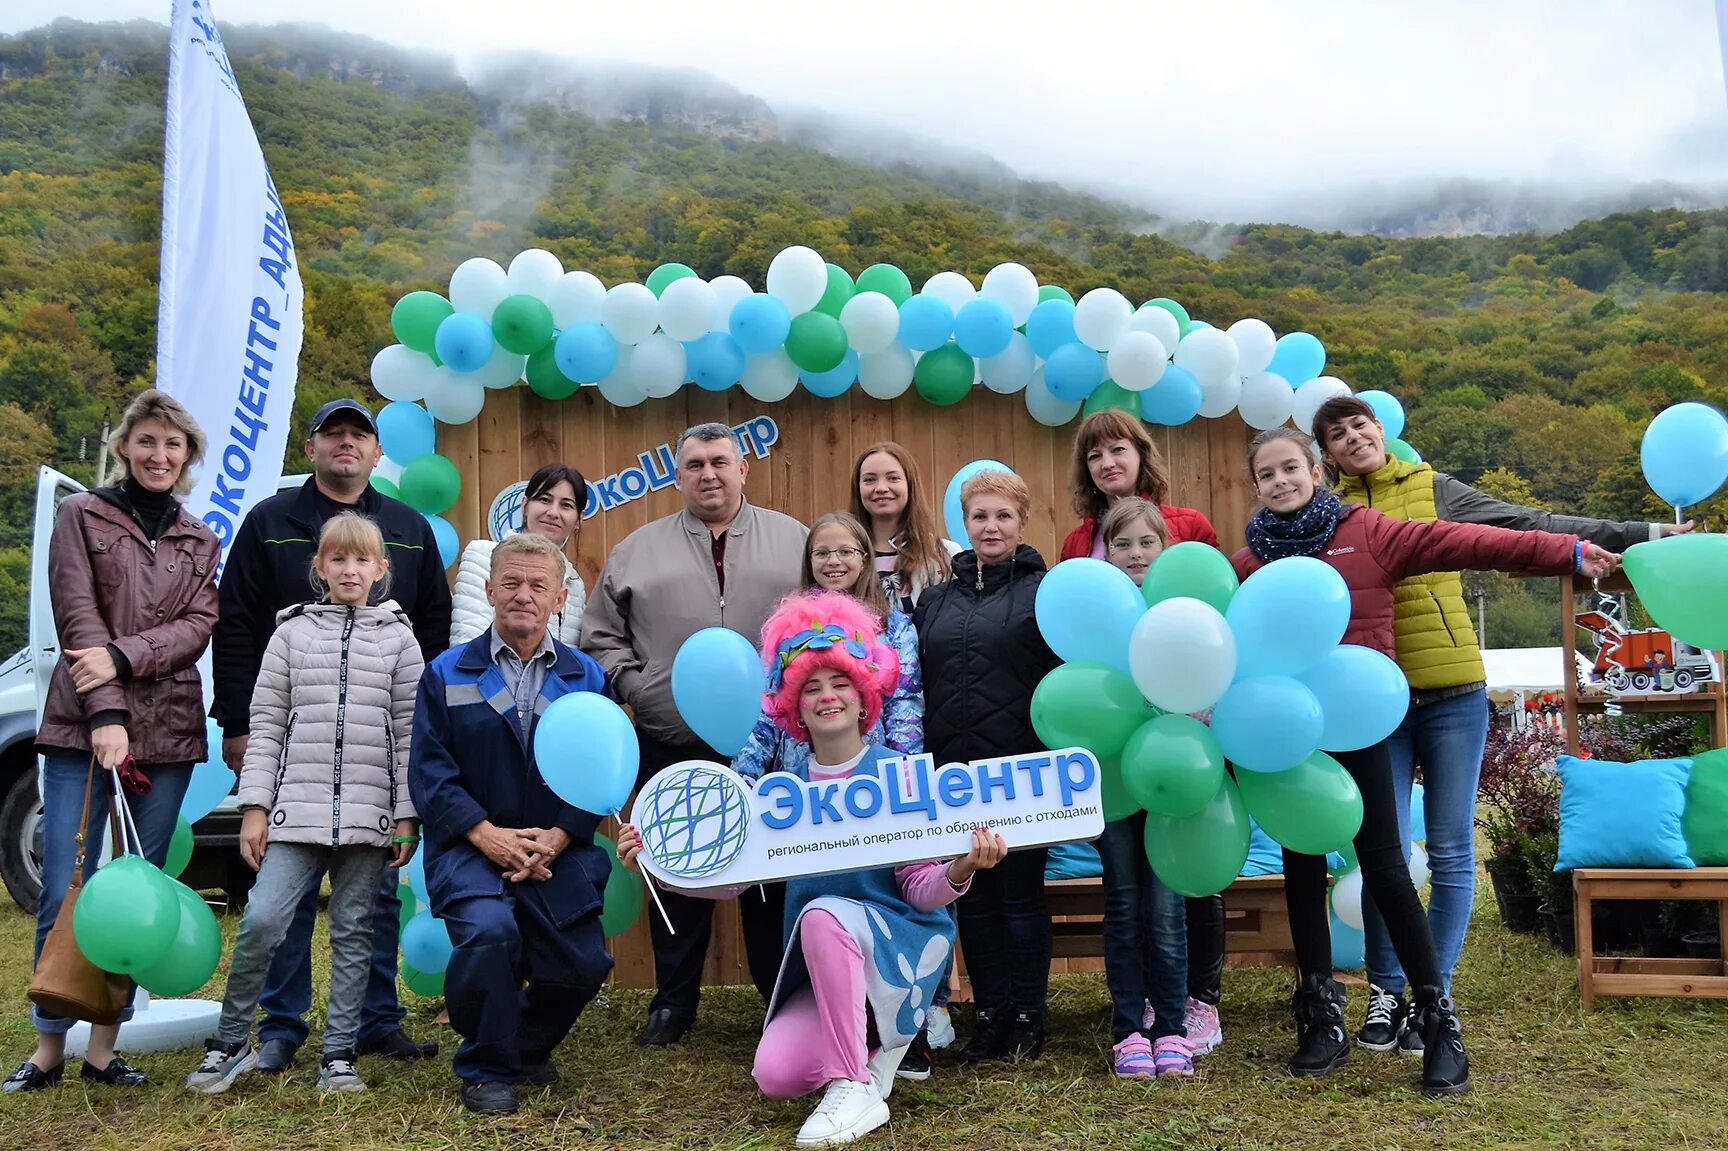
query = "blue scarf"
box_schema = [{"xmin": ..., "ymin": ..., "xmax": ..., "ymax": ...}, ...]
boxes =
[{"xmin": 1244, "ymin": 488, "xmax": 1344, "ymax": 561}]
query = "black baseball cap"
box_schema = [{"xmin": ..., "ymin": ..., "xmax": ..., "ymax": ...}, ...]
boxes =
[{"xmin": 308, "ymin": 398, "xmax": 377, "ymax": 436}]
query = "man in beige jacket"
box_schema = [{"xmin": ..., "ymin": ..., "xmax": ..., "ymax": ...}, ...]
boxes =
[{"xmin": 582, "ymin": 421, "xmax": 807, "ymax": 1047}]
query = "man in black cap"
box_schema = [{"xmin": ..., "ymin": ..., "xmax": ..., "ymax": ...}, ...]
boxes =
[{"xmin": 211, "ymin": 397, "xmax": 453, "ymax": 1071}]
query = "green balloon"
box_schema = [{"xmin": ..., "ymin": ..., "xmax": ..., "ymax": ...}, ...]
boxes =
[
  {"xmin": 391, "ymin": 291, "xmax": 454, "ymax": 354},
  {"xmin": 1236, "ymin": 751, "xmax": 1364, "ymax": 856},
  {"xmin": 491, "ymin": 293, "xmax": 555, "ymax": 355},
  {"xmin": 1038, "ymin": 284, "xmax": 1074, "ymax": 305},
  {"xmin": 814, "ymin": 263, "xmax": 855, "ymax": 318},
  {"xmin": 785, "ymin": 311, "xmax": 850, "ymax": 373},
  {"xmin": 1145, "ymin": 297, "xmax": 1191, "ymax": 337},
  {"xmin": 1623, "ymin": 534, "xmax": 1728, "ymax": 650},
  {"xmin": 645, "ymin": 263, "xmax": 698, "ymax": 298},
  {"xmin": 1031, "ymin": 663, "xmax": 1156, "ymax": 761},
  {"xmin": 401, "ymin": 962, "xmax": 445, "ymax": 998},
  {"xmin": 1120, "ymin": 714, "xmax": 1225, "ymax": 819},
  {"xmin": 855, "ymin": 264, "xmax": 913, "ymax": 306},
  {"xmin": 913, "ymin": 344, "xmax": 974, "ymax": 406},
  {"xmin": 398, "ymin": 454, "xmax": 462, "ymax": 515},
  {"xmin": 1386, "ymin": 436, "xmax": 1422, "ymax": 464},
  {"xmin": 526, "ymin": 346, "xmax": 579, "ymax": 400},
  {"xmin": 398, "ymin": 883, "xmax": 418, "ymax": 936},
  {"xmin": 1143, "ymin": 776, "xmax": 1250, "ymax": 898},
  {"xmin": 164, "ymin": 816, "xmax": 194, "ymax": 880},
  {"xmin": 1142, "ymin": 541, "xmax": 1240, "ymax": 615},
  {"xmin": 72, "ymin": 855, "xmax": 180, "ymax": 974},
  {"xmin": 370, "ymin": 474, "xmax": 400, "ymax": 499},
  {"xmin": 134, "ymin": 881, "xmax": 222, "ymax": 997},
  {"xmin": 1082, "ymin": 379, "xmax": 1140, "ymax": 418},
  {"xmin": 595, "ymin": 833, "xmax": 646, "ymax": 937},
  {"xmin": 1097, "ymin": 753, "xmax": 1142, "ymax": 823}
]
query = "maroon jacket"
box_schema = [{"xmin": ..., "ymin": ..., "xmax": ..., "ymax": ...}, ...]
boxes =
[
  {"xmin": 1230, "ymin": 504, "xmax": 1577, "ymax": 659},
  {"xmin": 37, "ymin": 490, "xmax": 220, "ymax": 764}
]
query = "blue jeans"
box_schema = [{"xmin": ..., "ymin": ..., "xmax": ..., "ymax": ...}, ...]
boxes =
[
  {"xmin": 31, "ymin": 749, "xmax": 192, "ymax": 1034},
  {"xmin": 1098, "ymin": 814, "xmax": 1187, "ymax": 1042},
  {"xmin": 1362, "ymin": 688, "xmax": 1489, "ymax": 998},
  {"xmin": 255, "ymin": 864, "xmax": 405, "ymax": 1048}
]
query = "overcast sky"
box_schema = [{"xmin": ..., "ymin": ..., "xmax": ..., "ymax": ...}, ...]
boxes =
[{"xmin": 10, "ymin": 1, "xmax": 1728, "ymax": 221}]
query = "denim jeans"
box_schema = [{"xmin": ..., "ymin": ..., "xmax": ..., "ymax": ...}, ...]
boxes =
[
  {"xmin": 1097, "ymin": 814, "xmax": 1187, "ymax": 1041},
  {"xmin": 31, "ymin": 749, "xmax": 192, "ymax": 1034},
  {"xmin": 217, "ymin": 842, "xmax": 388, "ymax": 1056},
  {"xmin": 256, "ymin": 864, "xmax": 405, "ymax": 1048},
  {"xmin": 1362, "ymin": 688, "xmax": 1489, "ymax": 997},
  {"xmin": 955, "ymin": 846, "xmax": 1050, "ymax": 1016}
]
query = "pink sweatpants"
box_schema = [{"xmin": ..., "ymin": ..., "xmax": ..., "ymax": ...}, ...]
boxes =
[{"xmin": 751, "ymin": 909, "xmax": 869, "ymax": 1099}]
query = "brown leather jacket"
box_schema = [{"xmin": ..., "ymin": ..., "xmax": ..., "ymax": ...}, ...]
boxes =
[{"xmin": 37, "ymin": 490, "xmax": 221, "ymax": 764}]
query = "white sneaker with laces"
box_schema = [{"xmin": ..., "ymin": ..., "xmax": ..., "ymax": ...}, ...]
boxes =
[
  {"xmin": 924, "ymin": 1005, "xmax": 956, "ymax": 1050},
  {"xmin": 184, "ymin": 1042, "xmax": 258, "ymax": 1095},
  {"xmin": 865, "ymin": 1044, "xmax": 907, "ymax": 1100},
  {"xmin": 795, "ymin": 1078, "xmax": 890, "ymax": 1147},
  {"xmin": 318, "ymin": 1056, "xmax": 366, "ymax": 1093},
  {"xmin": 1184, "ymin": 998, "xmax": 1223, "ymax": 1056}
]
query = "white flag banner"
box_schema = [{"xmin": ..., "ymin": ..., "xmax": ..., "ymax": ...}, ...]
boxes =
[{"xmin": 157, "ymin": 0, "xmax": 302, "ymax": 578}]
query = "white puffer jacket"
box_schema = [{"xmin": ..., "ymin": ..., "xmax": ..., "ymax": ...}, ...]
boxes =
[
  {"xmin": 238, "ymin": 600, "xmax": 423, "ymax": 847},
  {"xmin": 449, "ymin": 536, "xmax": 587, "ymax": 647}
]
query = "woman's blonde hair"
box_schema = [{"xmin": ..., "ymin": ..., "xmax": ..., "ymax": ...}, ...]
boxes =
[
  {"xmin": 105, "ymin": 388, "xmax": 207, "ymax": 496},
  {"xmin": 1246, "ymin": 427, "xmax": 1317, "ymax": 475},
  {"xmin": 1068, "ymin": 410, "xmax": 1169, "ymax": 519},
  {"xmin": 960, "ymin": 469, "xmax": 1032, "ymax": 523},
  {"xmin": 311, "ymin": 512, "xmax": 391, "ymax": 601},
  {"xmin": 803, "ymin": 512, "xmax": 892, "ymax": 620},
  {"xmin": 1099, "ymin": 497, "xmax": 1169, "ymax": 548},
  {"xmin": 848, "ymin": 441, "xmax": 951, "ymax": 588}
]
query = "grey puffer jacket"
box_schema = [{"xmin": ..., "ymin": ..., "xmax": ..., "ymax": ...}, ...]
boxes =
[{"xmin": 237, "ymin": 600, "xmax": 423, "ymax": 847}]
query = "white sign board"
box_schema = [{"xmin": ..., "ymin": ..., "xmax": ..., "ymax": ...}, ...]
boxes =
[{"xmin": 629, "ymin": 747, "xmax": 1105, "ymax": 890}]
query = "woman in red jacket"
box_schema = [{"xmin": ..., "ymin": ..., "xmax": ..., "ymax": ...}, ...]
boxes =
[{"xmin": 1230, "ymin": 428, "xmax": 1616, "ymax": 1098}]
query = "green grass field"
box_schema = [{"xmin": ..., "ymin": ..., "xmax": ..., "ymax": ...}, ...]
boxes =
[{"xmin": 2, "ymin": 892, "xmax": 1725, "ymax": 1151}]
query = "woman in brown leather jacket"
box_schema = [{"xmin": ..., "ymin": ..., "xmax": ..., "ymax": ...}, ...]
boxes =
[{"xmin": 5, "ymin": 390, "xmax": 220, "ymax": 1094}]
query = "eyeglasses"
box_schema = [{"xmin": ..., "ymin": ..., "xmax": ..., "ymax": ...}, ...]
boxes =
[{"xmin": 811, "ymin": 547, "xmax": 866, "ymax": 563}]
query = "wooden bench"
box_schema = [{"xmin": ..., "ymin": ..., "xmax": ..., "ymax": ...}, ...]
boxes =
[{"xmin": 1573, "ymin": 868, "xmax": 1728, "ymax": 1009}]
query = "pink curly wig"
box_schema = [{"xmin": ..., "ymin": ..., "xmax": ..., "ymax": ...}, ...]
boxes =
[{"xmin": 759, "ymin": 590, "xmax": 899, "ymax": 741}]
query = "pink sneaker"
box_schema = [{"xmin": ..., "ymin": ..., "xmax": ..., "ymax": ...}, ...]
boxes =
[
  {"xmin": 1111, "ymin": 1034, "xmax": 1156, "ymax": 1080},
  {"xmin": 1153, "ymin": 1035, "xmax": 1194, "ymax": 1078},
  {"xmin": 1184, "ymin": 998, "xmax": 1222, "ymax": 1056}
]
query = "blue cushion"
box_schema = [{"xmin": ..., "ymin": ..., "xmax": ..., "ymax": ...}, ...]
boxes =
[
  {"xmin": 1044, "ymin": 840, "xmax": 1103, "ymax": 881},
  {"xmin": 1240, "ymin": 819, "xmax": 1286, "ymax": 877},
  {"xmin": 1555, "ymin": 755, "xmax": 1694, "ymax": 872}
]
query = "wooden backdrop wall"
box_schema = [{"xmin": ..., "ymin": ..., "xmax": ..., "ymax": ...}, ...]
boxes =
[{"xmin": 436, "ymin": 385, "xmax": 1259, "ymax": 989}]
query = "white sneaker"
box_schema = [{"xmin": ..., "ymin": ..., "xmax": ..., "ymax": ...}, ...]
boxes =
[
  {"xmin": 185, "ymin": 1041, "xmax": 258, "ymax": 1095},
  {"xmin": 795, "ymin": 1078, "xmax": 890, "ymax": 1147},
  {"xmin": 317, "ymin": 1055, "xmax": 366, "ymax": 1093},
  {"xmin": 866, "ymin": 1044, "xmax": 908, "ymax": 1100},
  {"xmin": 925, "ymin": 1004, "xmax": 956, "ymax": 1050}
]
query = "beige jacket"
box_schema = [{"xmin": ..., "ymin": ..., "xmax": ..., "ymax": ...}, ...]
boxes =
[{"xmin": 580, "ymin": 499, "xmax": 806, "ymax": 744}]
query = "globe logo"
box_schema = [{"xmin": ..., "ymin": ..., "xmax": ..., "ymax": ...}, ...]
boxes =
[
  {"xmin": 638, "ymin": 764, "xmax": 751, "ymax": 880},
  {"xmin": 487, "ymin": 481, "xmax": 527, "ymax": 542}
]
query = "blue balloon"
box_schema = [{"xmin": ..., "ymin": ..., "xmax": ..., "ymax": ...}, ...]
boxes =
[
  {"xmin": 403, "ymin": 849, "xmax": 429, "ymax": 905},
  {"xmin": 1227, "ymin": 557, "xmax": 1351, "ymax": 679},
  {"xmin": 801, "ymin": 348, "xmax": 858, "ymax": 398},
  {"xmin": 1141, "ymin": 364, "xmax": 1203, "ymax": 426},
  {"xmin": 1356, "ymin": 389, "xmax": 1406, "ymax": 440},
  {"xmin": 671, "ymin": 627, "xmax": 766, "ymax": 757},
  {"xmin": 1187, "ymin": 320, "xmax": 1212, "ymax": 330},
  {"xmin": 1043, "ymin": 342, "xmax": 1105, "ymax": 401},
  {"xmin": 729, "ymin": 293, "xmax": 792, "ymax": 354},
  {"xmin": 401, "ymin": 911, "xmax": 452, "ymax": 974},
  {"xmin": 425, "ymin": 513, "xmax": 459, "ymax": 569},
  {"xmin": 942, "ymin": 458, "xmax": 1015, "ymax": 544},
  {"xmin": 554, "ymin": 322, "xmax": 618, "ymax": 384},
  {"xmin": 686, "ymin": 331, "xmax": 746, "ymax": 391},
  {"xmin": 1329, "ymin": 911, "xmax": 1365, "ymax": 970},
  {"xmin": 1640, "ymin": 401, "xmax": 1728, "ymax": 508},
  {"xmin": 1265, "ymin": 331, "xmax": 1326, "ymax": 387},
  {"xmin": 1409, "ymin": 782, "xmax": 1427, "ymax": 845},
  {"xmin": 433, "ymin": 312, "xmax": 494, "ymax": 373},
  {"xmin": 534, "ymin": 693, "xmax": 639, "ymax": 815},
  {"xmin": 1211, "ymin": 675, "xmax": 1324, "ymax": 773},
  {"xmin": 180, "ymin": 719, "xmax": 236, "ymax": 823},
  {"xmin": 953, "ymin": 298, "xmax": 1014, "ymax": 358},
  {"xmin": 897, "ymin": 295, "xmax": 955, "ymax": 352},
  {"xmin": 1025, "ymin": 298, "xmax": 1078, "ymax": 359},
  {"xmin": 377, "ymin": 402, "xmax": 435, "ymax": 462},
  {"xmin": 1033, "ymin": 558, "xmax": 1143, "ymax": 673},
  {"xmin": 1300, "ymin": 644, "xmax": 1410, "ymax": 752}
]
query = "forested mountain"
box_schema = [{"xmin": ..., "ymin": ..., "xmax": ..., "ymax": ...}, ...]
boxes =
[{"xmin": 2, "ymin": 18, "xmax": 1727, "ymax": 651}]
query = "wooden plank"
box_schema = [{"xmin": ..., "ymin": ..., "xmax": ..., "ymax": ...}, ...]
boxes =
[{"xmin": 1588, "ymin": 973, "xmax": 1728, "ymax": 999}]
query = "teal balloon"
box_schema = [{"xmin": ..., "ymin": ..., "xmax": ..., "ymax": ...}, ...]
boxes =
[
  {"xmin": 1211, "ymin": 675, "xmax": 1324, "ymax": 774},
  {"xmin": 1037, "ymin": 284, "xmax": 1075, "ymax": 305},
  {"xmin": 401, "ymin": 911, "xmax": 452, "ymax": 974},
  {"xmin": 398, "ymin": 883, "xmax": 418, "ymax": 936},
  {"xmin": 646, "ymin": 262, "xmax": 697, "ymax": 297},
  {"xmin": 535, "ymin": 693, "xmax": 640, "ymax": 815},
  {"xmin": 401, "ymin": 962, "xmax": 445, "ymax": 998},
  {"xmin": 1033, "ymin": 557, "xmax": 1142, "ymax": 673},
  {"xmin": 1119, "ymin": 714, "xmax": 1225, "ymax": 819},
  {"xmin": 1356, "ymin": 389, "xmax": 1406, "ymax": 439},
  {"xmin": 1143, "ymin": 777, "xmax": 1251, "ymax": 898},
  {"xmin": 1236, "ymin": 750, "xmax": 1364, "ymax": 856},
  {"xmin": 671, "ymin": 627, "xmax": 765, "ymax": 756},
  {"xmin": 1386, "ymin": 436, "xmax": 1422, "ymax": 464},
  {"xmin": 1031, "ymin": 662, "xmax": 1154, "ymax": 761},
  {"xmin": 1640, "ymin": 402, "xmax": 1728, "ymax": 508},
  {"xmin": 133, "ymin": 882, "xmax": 222, "ymax": 997},
  {"xmin": 72, "ymin": 855, "xmax": 180, "ymax": 974},
  {"xmin": 181, "ymin": 724, "xmax": 236, "ymax": 822},
  {"xmin": 1300, "ymin": 644, "xmax": 1410, "ymax": 752},
  {"xmin": 1622, "ymin": 534, "xmax": 1728, "ymax": 650},
  {"xmin": 1265, "ymin": 331, "xmax": 1326, "ymax": 385},
  {"xmin": 1330, "ymin": 912, "xmax": 1365, "ymax": 970},
  {"xmin": 164, "ymin": 816, "xmax": 194, "ymax": 880},
  {"xmin": 596, "ymin": 833, "xmax": 646, "ymax": 937},
  {"xmin": 1227, "ymin": 556, "xmax": 1350, "ymax": 679}
]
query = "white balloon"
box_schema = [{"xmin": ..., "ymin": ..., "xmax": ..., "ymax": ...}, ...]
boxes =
[
  {"xmin": 506, "ymin": 248, "xmax": 564, "ymax": 300},
  {"xmin": 631, "ymin": 333, "xmax": 687, "ymax": 398},
  {"xmin": 708, "ymin": 275, "xmax": 752, "ymax": 330},
  {"xmin": 1292, "ymin": 376, "xmax": 1354, "ymax": 435},
  {"xmin": 921, "ymin": 270, "xmax": 977, "ymax": 314},
  {"xmin": 597, "ymin": 346, "xmax": 646, "ymax": 407},
  {"xmin": 839, "ymin": 291, "xmax": 900, "ymax": 353},
  {"xmin": 657, "ymin": 277, "xmax": 718, "ymax": 342},
  {"xmin": 980, "ymin": 262, "xmax": 1039, "ymax": 326},
  {"xmin": 740, "ymin": 348, "xmax": 801, "ymax": 402},
  {"xmin": 857, "ymin": 345, "xmax": 915, "ymax": 400},
  {"xmin": 602, "ymin": 282, "xmax": 660, "ymax": 345},
  {"xmin": 1332, "ymin": 867, "xmax": 1365, "ymax": 931},
  {"xmin": 1106, "ymin": 331, "xmax": 1169, "ymax": 392},
  {"xmin": 1073, "ymin": 287, "xmax": 1133, "ymax": 352},
  {"xmin": 1129, "ymin": 596, "xmax": 1237, "ymax": 713},
  {"xmin": 1196, "ymin": 372, "xmax": 1242, "ymax": 419},
  {"xmin": 1129, "ymin": 304, "xmax": 1182, "ymax": 353},
  {"xmin": 374, "ymin": 455, "xmax": 405, "ymax": 484},
  {"xmin": 472, "ymin": 341, "xmax": 528, "ymax": 390},
  {"xmin": 1173, "ymin": 327, "xmax": 1241, "ymax": 389},
  {"xmin": 423, "ymin": 369, "xmax": 486, "ymax": 424},
  {"xmin": 1237, "ymin": 371, "xmax": 1295, "ymax": 430},
  {"xmin": 1228, "ymin": 317, "xmax": 1278, "ymax": 376},
  {"xmin": 766, "ymin": 245, "xmax": 827, "ymax": 314},
  {"xmin": 1024, "ymin": 366, "xmax": 1082, "ymax": 427},
  {"xmin": 448, "ymin": 258, "xmax": 510, "ymax": 320},
  {"xmin": 371, "ymin": 344, "xmax": 435, "ymax": 402},
  {"xmin": 546, "ymin": 271, "xmax": 606, "ymax": 328},
  {"xmin": 1407, "ymin": 842, "xmax": 1431, "ymax": 890},
  {"xmin": 980, "ymin": 332, "xmax": 1036, "ymax": 395}
]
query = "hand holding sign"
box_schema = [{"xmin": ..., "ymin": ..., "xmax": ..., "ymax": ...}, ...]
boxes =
[{"xmin": 946, "ymin": 827, "xmax": 1009, "ymax": 887}]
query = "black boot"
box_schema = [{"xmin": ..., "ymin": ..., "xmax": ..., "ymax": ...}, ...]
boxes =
[
  {"xmin": 956, "ymin": 1007, "xmax": 1010, "ymax": 1063},
  {"xmin": 1288, "ymin": 973, "xmax": 1350, "ymax": 1077},
  {"xmin": 1411, "ymin": 986, "xmax": 1471, "ymax": 1096},
  {"xmin": 999, "ymin": 1010, "xmax": 1045, "ymax": 1063}
]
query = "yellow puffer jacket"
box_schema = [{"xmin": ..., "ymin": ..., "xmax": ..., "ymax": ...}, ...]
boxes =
[{"xmin": 1334, "ymin": 458, "xmax": 1484, "ymax": 691}]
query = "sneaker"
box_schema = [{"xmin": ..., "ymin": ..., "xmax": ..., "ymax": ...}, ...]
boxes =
[
  {"xmin": 1111, "ymin": 1034, "xmax": 1156, "ymax": 1080},
  {"xmin": 956, "ymin": 1008, "xmax": 1010, "ymax": 1063},
  {"xmin": 866, "ymin": 1042, "xmax": 908, "ymax": 1100},
  {"xmin": 317, "ymin": 1053, "xmax": 366, "ymax": 1093},
  {"xmin": 795, "ymin": 1078, "xmax": 890, "ymax": 1148},
  {"xmin": 1412, "ymin": 987, "xmax": 1470, "ymax": 1097},
  {"xmin": 999, "ymin": 1011, "xmax": 1045, "ymax": 1063},
  {"xmin": 185, "ymin": 1040, "xmax": 258, "ymax": 1095},
  {"xmin": 1398, "ymin": 1023, "xmax": 1426, "ymax": 1056},
  {"xmin": 1153, "ymin": 1035, "xmax": 1194, "ymax": 1079},
  {"xmin": 1287, "ymin": 974, "xmax": 1349, "ymax": 1078},
  {"xmin": 893, "ymin": 1033, "xmax": 932, "ymax": 1085},
  {"xmin": 924, "ymin": 1005, "xmax": 956, "ymax": 1051},
  {"xmin": 1356, "ymin": 984, "xmax": 1409, "ymax": 1053},
  {"xmin": 1183, "ymin": 998, "xmax": 1223, "ymax": 1056}
]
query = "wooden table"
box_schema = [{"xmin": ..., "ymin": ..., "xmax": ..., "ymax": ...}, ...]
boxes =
[{"xmin": 1572, "ymin": 867, "xmax": 1728, "ymax": 1009}]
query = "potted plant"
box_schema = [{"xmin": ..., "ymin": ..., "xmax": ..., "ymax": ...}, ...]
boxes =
[{"xmin": 1477, "ymin": 722, "xmax": 1564, "ymax": 935}]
